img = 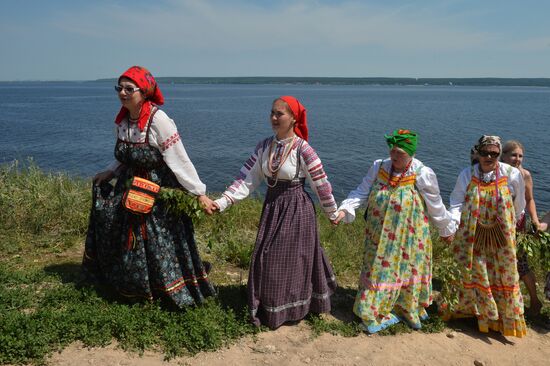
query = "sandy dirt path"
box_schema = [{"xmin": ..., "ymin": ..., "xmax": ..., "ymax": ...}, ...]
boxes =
[{"xmin": 47, "ymin": 321, "xmax": 550, "ymax": 366}]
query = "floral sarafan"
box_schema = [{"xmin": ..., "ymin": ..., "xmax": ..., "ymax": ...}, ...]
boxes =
[
  {"xmin": 354, "ymin": 166, "xmax": 433, "ymax": 331},
  {"xmin": 449, "ymin": 171, "xmax": 526, "ymax": 337}
]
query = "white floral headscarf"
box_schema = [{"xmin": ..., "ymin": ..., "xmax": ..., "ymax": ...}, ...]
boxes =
[{"xmin": 474, "ymin": 135, "xmax": 502, "ymax": 157}]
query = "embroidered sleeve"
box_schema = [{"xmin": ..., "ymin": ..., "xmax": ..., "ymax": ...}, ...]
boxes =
[
  {"xmin": 150, "ymin": 110, "xmax": 206, "ymax": 196},
  {"xmin": 416, "ymin": 165, "xmax": 456, "ymax": 237},
  {"xmin": 159, "ymin": 132, "xmax": 181, "ymax": 152},
  {"xmin": 214, "ymin": 139, "xmax": 266, "ymax": 212},
  {"xmin": 337, "ymin": 159, "xmax": 382, "ymax": 223},
  {"xmin": 300, "ymin": 141, "xmax": 338, "ymax": 220}
]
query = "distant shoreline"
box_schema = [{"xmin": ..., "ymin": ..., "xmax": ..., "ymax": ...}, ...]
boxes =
[{"xmin": 2, "ymin": 77, "xmax": 550, "ymax": 87}]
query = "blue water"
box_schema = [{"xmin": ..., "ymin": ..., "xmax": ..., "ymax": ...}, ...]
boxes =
[{"xmin": 1, "ymin": 82, "xmax": 549, "ymax": 211}]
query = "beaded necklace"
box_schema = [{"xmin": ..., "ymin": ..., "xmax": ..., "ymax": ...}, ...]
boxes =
[
  {"xmin": 266, "ymin": 136, "xmax": 296, "ymax": 187},
  {"xmin": 267, "ymin": 136, "xmax": 295, "ymax": 175},
  {"xmin": 388, "ymin": 159, "xmax": 412, "ymax": 188}
]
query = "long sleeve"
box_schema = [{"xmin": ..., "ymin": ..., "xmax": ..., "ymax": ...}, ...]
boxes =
[
  {"xmin": 300, "ymin": 142, "xmax": 338, "ymax": 220},
  {"xmin": 149, "ymin": 110, "xmax": 206, "ymax": 196},
  {"xmin": 337, "ymin": 159, "xmax": 382, "ymax": 223},
  {"xmin": 449, "ymin": 167, "xmax": 471, "ymax": 229},
  {"xmin": 416, "ymin": 166, "xmax": 456, "ymax": 237},
  {"xmin": 214, "ymin": 139, "xmax": 266, "ymax": 212}
]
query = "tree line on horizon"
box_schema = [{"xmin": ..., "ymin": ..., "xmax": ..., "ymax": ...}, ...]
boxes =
[{"xmin": 92, "ymin": 76, "xmax": 550, "ymax": 87}]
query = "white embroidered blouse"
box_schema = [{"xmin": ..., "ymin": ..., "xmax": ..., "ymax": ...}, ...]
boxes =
[
  {"xmin": 214, "ymin": 136, "xmax": 338, "ymax": 220},
  {"xmin": 337, "ymin": 158, "xmax": 456, "ymax": 237},
  {"xmin": 105, "ymin": 109, "xmax": 206, "ymax": 196},
  {"xmin": 449, "ymin": 162, "xmax": 526, "ymax": 227}
]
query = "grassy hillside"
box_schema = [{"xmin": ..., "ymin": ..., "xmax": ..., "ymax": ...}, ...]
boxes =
[{"xmin": 0, "ymin": 161, "xmax": 548, "ymax": 364}]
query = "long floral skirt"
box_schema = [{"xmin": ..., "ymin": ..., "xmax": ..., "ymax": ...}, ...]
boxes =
[
  {"xmin": 353, "ymin": 180, "xmax": 433, "ymax": 333},
  {"xmin": 248, "ymin": 180, "xmax": 336, "ymax": 329},
  {"xmin": 445, "ymin": 176, "xmax": 526, "ymax": 338}
]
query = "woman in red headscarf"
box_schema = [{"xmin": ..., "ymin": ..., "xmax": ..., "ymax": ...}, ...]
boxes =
[
  {"xmin": 83, "ymin": 66, "xmax": 216, "ymax": 308},
  {"xmin": 212, "ymin": 96, "xmax": 339, "ymax": 329}
]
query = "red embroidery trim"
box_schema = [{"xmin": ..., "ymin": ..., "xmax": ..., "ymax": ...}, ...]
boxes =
[{"xmin": 160, "ymin": 132, "xmax": 181, "ymax": 151}]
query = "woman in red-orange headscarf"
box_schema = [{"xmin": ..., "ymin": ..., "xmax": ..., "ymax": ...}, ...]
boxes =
[
  {"xmin": 212, "ymin": 96, "xmax": 339, "ymax": 329},
  {"xmin": 83, "ymin": 66, "xmax": 216, "ymax": 308}
]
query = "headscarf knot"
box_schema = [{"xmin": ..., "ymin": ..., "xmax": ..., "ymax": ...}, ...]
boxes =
[{"xmin": 384, "ymin": 129, "xmax": 418, "ymax": 156}]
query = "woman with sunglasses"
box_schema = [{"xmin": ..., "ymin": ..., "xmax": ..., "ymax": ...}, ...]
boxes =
[
  {"xmin": 333, "ymin": 129, "xmax": 456, "ymax": 333},
  {"xmin": 447, "ymin": 135, "xmax": 527, "ymax": 337},
  {"xmin": 211, "ymin": 96, "xmax": 339, "ymax": 330},
  {"xmin": 83, "ymin": 66, "xmax": 216, "ymax": 308},
  {"xmin": 501, "ymin": 140, "xmax": 547, "ymax": 317}
]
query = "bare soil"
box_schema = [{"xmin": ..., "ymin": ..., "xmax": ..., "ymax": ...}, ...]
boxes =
[{"xmin": 46, "ymin": 320, "xmax": 550, "ymax": 366}]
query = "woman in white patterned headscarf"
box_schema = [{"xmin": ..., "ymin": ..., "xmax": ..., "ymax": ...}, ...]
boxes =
[{"xmin": 446, "ymin": 135, "xmax": 527, "ymax": 338}]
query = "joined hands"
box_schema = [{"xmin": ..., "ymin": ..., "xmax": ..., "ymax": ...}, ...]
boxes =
[{"xmin": 198, "ymin": 195, "xmax": 220, "ymax": 215}]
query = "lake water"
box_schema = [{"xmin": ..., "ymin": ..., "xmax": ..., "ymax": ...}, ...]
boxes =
[{"xmin": 1, "ymin": 82, "xmax": 549, "ymax": 212}]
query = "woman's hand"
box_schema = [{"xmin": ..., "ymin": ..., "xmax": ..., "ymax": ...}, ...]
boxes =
[
  {"xmin": 93, "ymin": 170, "xmax": 114, "ymax": 185},
  {"xmin": 198, "ymin": 195, "xmax": 218, "ymax": 215},
  {"xmin": 331, "ymin": 211, "xmax": 346, "ymax": 227}
]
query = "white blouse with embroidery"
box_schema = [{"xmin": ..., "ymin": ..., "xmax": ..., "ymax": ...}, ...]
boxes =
[
  {"xmin": 105, "ymin": 109, "xmax": 206, "ymax": 196},
  {"xmin": 449, "ymin": 162, "xmax": 526, "ymax": 227},
  {"xmin": 214, "ymin": 136, "xmax": 338, "ymax": 220},
  {"xmin": 337, "ymin": 158, "xmax": 456, "ymax": 237}
]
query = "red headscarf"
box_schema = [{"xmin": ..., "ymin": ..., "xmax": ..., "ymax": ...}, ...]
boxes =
[
  {"xmin": 115, "ymin": 66, "xmax": 165, "ymax": 131},
  {"xmin": 279, "ymin": 95, "xmax": 308, "ymax": 141}
]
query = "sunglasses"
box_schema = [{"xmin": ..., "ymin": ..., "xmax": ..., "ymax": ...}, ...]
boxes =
[
  {"xmin": 478, "ymin": 150, "xmax": 499, "ymax": 158},
  {"xmin": 114, "ymin": 85, "xmax": 141, "ymax": 94}
]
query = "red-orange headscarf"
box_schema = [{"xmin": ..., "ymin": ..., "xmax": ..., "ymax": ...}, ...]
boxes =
[
  {"xmin": 115, "ymin": 66, "xmax": 165, "ymax": 131},
  {"xmin": 279, "ymin": 95, "xmax": 308, "ymax": 141}
]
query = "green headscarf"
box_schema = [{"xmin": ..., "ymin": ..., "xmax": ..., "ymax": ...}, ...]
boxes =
[{"xmin": 384, "ymin": 129, "xmax": 418, "ymax": 156}]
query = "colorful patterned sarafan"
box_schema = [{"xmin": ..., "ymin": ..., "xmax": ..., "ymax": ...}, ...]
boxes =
[
  {"xmin": 354, "ymin": 166, "xmax": 433, "ymax": 331},
  {"xmin": 446, "ymin": 169, "xmax": 527, "ymax": 337}
]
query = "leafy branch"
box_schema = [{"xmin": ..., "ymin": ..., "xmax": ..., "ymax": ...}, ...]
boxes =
[
  {"xmin": 157, "ymin": 188, "xmax": 204, "ymax": 222},
  {"xmin": 517, "ymin": 227, "xmax": 550, "ymax": 272}
]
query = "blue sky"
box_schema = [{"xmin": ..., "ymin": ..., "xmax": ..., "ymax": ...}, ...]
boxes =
[{"xmin": 2, "ymin": 0, "xmax": 550, "ymax": 80}]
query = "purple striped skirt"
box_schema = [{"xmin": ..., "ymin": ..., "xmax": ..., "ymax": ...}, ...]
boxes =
[{"xmin": 248, "ymin": 178, "xmax": 336, "ymax": 329}]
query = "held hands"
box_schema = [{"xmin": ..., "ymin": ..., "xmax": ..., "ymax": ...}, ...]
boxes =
[
  {"xmin": 533, "ymin": 221, "xmax": 548, "ymax": 232},
  {"xmin": 197, "ymin": 195, "xmax": 219, "ymax": 215},
  {"xmin": 331, "ymin": 211, "xmax": 346, "ymax": 227},
  {"xmin": 440, "ymin": 234, "xmax": 455, "ymax": 244}
]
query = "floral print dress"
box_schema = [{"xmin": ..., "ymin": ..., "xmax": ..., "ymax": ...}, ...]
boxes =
[
  {"xmin": 449, "ymin": 167, "xmax": 526, "ymax": 337},
  {"xmin": 353, "ymin": 166, "xmax": 434, "ymax": 331}
]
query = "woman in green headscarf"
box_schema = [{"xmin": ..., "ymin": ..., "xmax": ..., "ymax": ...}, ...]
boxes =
[{"xmin": 334, "ymin": 129, "xmax": 455, "ymax": 333}]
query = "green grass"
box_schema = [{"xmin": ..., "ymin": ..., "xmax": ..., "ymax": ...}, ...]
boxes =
[
  {"xmin": 1, "ymin": 160, "xmax": 549, "ymax": 364},
  {"xmin": 0, "ymin": 160, "xmax": 90, "ymax": 260},
  {"xmin": 0, "ymin": 264, "xmax": 257, "ymax": 365}
]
